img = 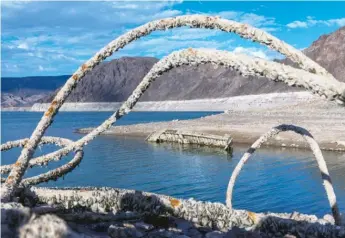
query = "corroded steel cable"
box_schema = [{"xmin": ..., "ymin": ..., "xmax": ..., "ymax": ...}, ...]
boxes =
[
  {"xmin": 226, "ymin": 124, "xmax": 342, "ymax": 225},
  {"xmin": 1, "ymin": 50, "xmax": 342, "ymax": 224},
  {"xmin": 1, "ymin": 137, "xmax": 76, "ymax": 174},
  {"xmin": 28, "ymin": 186, "xmax": 345, "ymax": 235},
  {"xmin": 3, "ymin": 14, "xmax": 339, "ymax": 201},
  {"xmin": 5, "ymin": 48, "xmax": 343, "ymax": 174},
  {"xmin": 1, "ymin": 137, "xmax": 83, "ymax": 186},
  {"xmin": 2, "ymin": 49, "xmax": 344, "ymax": 201}
]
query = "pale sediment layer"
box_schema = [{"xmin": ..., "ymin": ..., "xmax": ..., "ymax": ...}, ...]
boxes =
[
  {"xmin": 1, "ymin": 107, "xmax": 32, "ymax": 112},
  {"xmin": 31, "ymin": 92, "xmax": 315, "ymax": 112},
  {"xmin": 76, "ymin": 92, "xmax": 345, "ymax": 151}
]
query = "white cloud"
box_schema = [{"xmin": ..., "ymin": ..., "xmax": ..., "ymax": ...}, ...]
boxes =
[
  {"xmin": 17, "ymin": 43, "xmax": 29, "ymax": 50},
  {"xmin": 125, "ymin": 37, "xmax": 233, "ymax": 56},
  {"xmin": 1, "ymin": 1, "xmax": 30, "ymax": 9},
  {"xmin": 4, "ymin": 64, "xmax": 19, "ymax": 72},
  {"xmin": 1, "ymin": 1, "xmax": 313, "ymax": 77},
  {"xmin": 287, "ymin": 17, "xmax": 345, "ymax": 29},
  {"xmin": 38, "ymin": 65, "xmax": 55, "ymax": 72},
  {"xmin": 217, "ymin": 11, "xmax": 241, "ymax": 20},
  {"xmin": 233, "ymin": 47, "xmax": 269, "ymax": 59},
  {"xmin": 240, "ymin": 13, "xmax": 276, "ymax": 28},
  {"xmin": 286, "ymin": 21, "xmax": 308, "ymax": 29},
  {"xmin": 217, "ymin": 11, "xmax": 279, "ymax": 32},
  {"xmin": 328, "ymin": 18, "xmax": 345, "ymax": 26},
  {"xmin": 108, "ymin": 1, "xmax": 181, "ymax": 11},
  {"xmin": 165, "ymin": 28, "xmax": 220, "ymax": 40}
]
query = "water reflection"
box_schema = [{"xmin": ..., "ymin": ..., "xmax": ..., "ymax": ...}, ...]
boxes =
[{"xmin": 147, "ymin": 141, "xmax": 233, "ymax": 159}]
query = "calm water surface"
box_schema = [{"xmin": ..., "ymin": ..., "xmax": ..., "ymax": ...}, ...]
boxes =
[{"xmin": 1, "ymin": 111, "xmax": 345, "ymax": 217}]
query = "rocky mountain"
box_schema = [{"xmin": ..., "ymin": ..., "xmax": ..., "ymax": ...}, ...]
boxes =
[
  {"xmin": 2, "ymin": 26, "xmax": 344, "ymax": 107},
  {"xmin": 42, "ymin": 26, "xmax": 345, "ymax": 103},
  {"xmin": 1, "ymin": 93, "xmax": 47, "ymax": 108},
  {"xmin": 43, "ymin": 57, "xmax": 158, "ymax": 103},
  {"xmin": 43, "ymin": 57, "xmax": 298, "ymax": 103},
  {"xmin": 281, "ymin": 26, "xmax": 345, "ymax": 82},
  {"xmin": 304, "ymin": 26, "xmax": 345, "ymax": 82},
  {"xmin": 1, "ymin": 76, "xmax": 69, "ymax": 107}
]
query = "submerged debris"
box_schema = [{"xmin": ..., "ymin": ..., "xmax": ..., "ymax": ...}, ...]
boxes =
[{"xmin": 146, "ymin": 129, "xmax": 233, "ymax": 153}]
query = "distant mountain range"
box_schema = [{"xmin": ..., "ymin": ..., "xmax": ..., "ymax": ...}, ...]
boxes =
[
  {"xmin": 2, "ymin": 26, "xmax": 344, "ymax": 108},
  {"xmin": 1, "ymin": 76, "xmax": 69, "ymax": 107}
]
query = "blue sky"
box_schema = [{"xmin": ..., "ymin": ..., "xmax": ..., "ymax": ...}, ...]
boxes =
[{"xmin": 1, "ymin": 1, "xmax": 345, "ymax": 77}]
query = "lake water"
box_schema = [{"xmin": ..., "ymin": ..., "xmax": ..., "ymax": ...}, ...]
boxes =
[{"xmin": 1, "ymin": 111, "xmax": 345, "ymax": 217}]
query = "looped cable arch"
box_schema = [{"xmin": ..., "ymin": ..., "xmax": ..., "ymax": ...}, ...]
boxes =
[
  {"xmin": 1, "ymin": 14, "xmax": 343, "ymax": 219},
  {"xmin": 4, "ymin": 15, "xmax": 340, "ymax": 201},
  {"xmin": 225, "ymin": 124, "xmax": 342, "ymax": 225},
  {"xmin": 2, "ymin": 48, "xmax": 343, "ymax": 181},
  {"xmin": 1, "ymin": 137, "xmax": 84, "ymax": 186}
]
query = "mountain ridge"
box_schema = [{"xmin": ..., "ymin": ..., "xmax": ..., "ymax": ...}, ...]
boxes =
[{"xmin": 2, "ymin": 26, "xmax": 344, "ymax": 107}]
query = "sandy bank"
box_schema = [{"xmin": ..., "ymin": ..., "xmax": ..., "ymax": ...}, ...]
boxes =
[{"xmin": 76, "ymin": 92, "xmax": 345, "ymax": 152}]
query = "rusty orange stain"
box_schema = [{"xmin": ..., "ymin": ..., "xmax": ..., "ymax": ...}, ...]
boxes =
[
  {"xmin": 82, "ymin": 64, "xmax": 88, "ymax": 71},
  {"xmin": 187, "ymin": 48, "xmax": 197, "ymax": 56},
  {"xmin": 51, "ymin": 100, "xmax": 58, "ymax": 106},
  {"xmin": 14, "ymin": 161, "xmax": 21, "ymax": 167},
  {"xmin": 72, "ymin": 74, "xmax": 78, "ymax": 80},
  {"xmin": 248, "ymin": 211, "xmax": 257, "ymax": 223},
  {"xmin": 6, "ymin": 176, "xmax": 14, "ymax": 183},
  {"xmin": 170, "ymin": 198, "xmax": 180, "ymax": 208},
  {"xmin": 44, "ymin": 106, "xmax": 55, "ymax": 116}
]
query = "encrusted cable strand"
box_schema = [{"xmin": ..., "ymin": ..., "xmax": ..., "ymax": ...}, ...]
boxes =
[
  {"xmin": 1, "ymin": 137, "xmax": 83, "ymax": 186},
  {"xmin": 25, "ymin": 186, "xmax": 345, "ymax": 235},
  {"xmin": 2, "ymin": 49, "xmax": 344, "ymax": 179},
  {"xmin": 226, "ymin": 124, "xmax": 342, "ymax": 225},
  {"xmin": 0, "ymin": 15, "xmax": 343, "ymax": 229},
  {"xmin": 3, "ymin": 14, "xmax": 341, "ymax": 202}
]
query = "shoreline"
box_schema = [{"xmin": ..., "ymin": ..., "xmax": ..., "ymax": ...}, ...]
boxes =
[
  {"xmin": 75, "ymin": 92, "xmax": 345, "ymax": 152},
  {"xmin": 3, "ymin": 92, "xmax": 317, "ymax": 112},
  {"xmin": 76, "ymin": 122, "xmax": 345, "ymax": 152},
  {"xmin": 3, "ymin": 92, "xmax": 344, "ymax": 151}
]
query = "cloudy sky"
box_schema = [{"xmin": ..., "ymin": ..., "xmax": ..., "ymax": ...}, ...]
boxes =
[{"xmin": 1, "ymin": 1, "xmax": 345, "ymax": 77}]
